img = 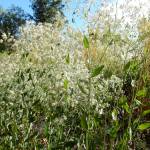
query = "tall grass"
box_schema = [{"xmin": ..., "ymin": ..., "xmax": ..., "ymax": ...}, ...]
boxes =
[{"xmin": 0, "ymin": 0, "xmax": 150, "ymax": 149}]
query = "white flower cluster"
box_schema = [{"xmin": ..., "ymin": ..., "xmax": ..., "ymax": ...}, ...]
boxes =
[
  {"xmin": 0, "ymin": 18, "xmax": 126, "ymax": 117},
  {"xmin": 1, "ymin": 33, "xmax": 15, "ymax": 47},
  {"xmin": 14, "ymin": 22, "xmax": 89, "ymax": 85}
]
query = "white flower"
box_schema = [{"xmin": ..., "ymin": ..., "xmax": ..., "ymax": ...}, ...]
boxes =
[
  {"xmin": 112, "ymin": 110, "xmax": 117, "ymax": 121},
  {"xmin": 63, "ymin": 115, "xmax": 67, "ymax": 120},
  {"xmin": 131, "ymin": 80, "xmax": 135, "ymax": 87},
  {"xmin": 0, "ymin": 39, "xmax": 3, "ymax": 43},
  {"xmin": 2, "ymin": 33, "xmax": 7, "ymax": 40},
  {"xmin": 99, "ymin": 109, "xmax": 103, "ymax": 115}
]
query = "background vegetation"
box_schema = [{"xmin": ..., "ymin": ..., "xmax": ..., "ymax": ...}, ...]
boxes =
[{"xmin": 0, "ymin": 0, "xmax": 150, "ymax": 149}]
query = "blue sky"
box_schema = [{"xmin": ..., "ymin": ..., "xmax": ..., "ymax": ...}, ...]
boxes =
[
  {"xmin": 0, "ymin": 0, "xmax": 102, "ymax": 30},
  {"xmin": 0, "ymin": 0, "xmax": 32, "ymax": 14}
]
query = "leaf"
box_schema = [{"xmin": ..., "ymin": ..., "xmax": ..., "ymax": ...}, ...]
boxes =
[
  {"xmin": 106, "ymin": 126, "xmax": 119, "ymax": 138},
  {"xmin": 124, "ymin": 61, "xmax": 131, "ymax": 72},
  {"xmin": 129, "ymin": 127, "xmax": 132, "ymax": 140},
  {"xmin": 124, "ymin": 60, "xmax": 139, "ymax": 72},
  {"xmin": 83, "ymin": 35, "xmax": 89, "ymax": 48},
  {"xmin": 138, "ymin": 123, "xmax": 150, "ymax": 130},
  {"xmin": 24, "ymin": 123, "xmax": 32, "ymax": 142},
  {"xmin": 136, "ymin": 88, "xmax": 147, "ymax": 97},
  {"xmin": 142, "ymin": 109, "xmax": 150, "ymax": 116},
  {"xmin": 134, "ymin": 99, "xmax": 142, "ymax": 106},
  {"xmin": 80, "ymin": 114, "xmax": 88, "ymax": 130},
  {"xmin": 64, "ymin": 79, "xmax": 69, "ymax": 90},
  {"xmin": 65, "ymin": 53, "xmax": 70, "ymax": 64},
  {"xmin": 103, "ymin": 69, "xmax": 112, "ymax": 79},
  {"xmin": 77, "ymin": 82, "xmax": 87, "ymax": 94},
  {"xmin": 122, "ymin": 102, "xmax": 131, "ymax": 114},
  {"xmin": 91, "ymin": 65, "xmax": 104, "ymax": 78},
  {"xmin": 133, "ymin": 118, "xmax": 140, "ymax": 126},
  {"xmin": 44, "ymin": 123, "xmax": 49, "ymax": 137},
  {"xmin": 119, "ymin": 96, "xmax": 127, "ymax": 106}
]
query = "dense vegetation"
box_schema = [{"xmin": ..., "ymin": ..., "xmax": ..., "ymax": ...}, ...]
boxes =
[
  {"xmin": 0, "ymin": 0, "xmax": 65, "ymax": 51},
  {"xmin": 0, "ymin": 0, "xmax": 150, "ymax": 149}
]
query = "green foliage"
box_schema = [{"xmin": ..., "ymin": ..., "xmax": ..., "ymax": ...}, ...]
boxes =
[
  {"xmin": 80, "ymin": 114, "xmax": 88, "ymax": 130},
  {"xmin": 65, "ymin": 53, "xmax": 70, "ymax": 64},
  {"xmin": 91, "ymin": 65, "xmax": 104, "ymax": 77},
  {"xmin": 136, "ymin": 88, "xmax": 147, "ymax": 97},
  {"xmin": 83, "ymin": 35, "xmax": 89, "ymax": 49},
  {"xmin": 138, "ymin": 123, "xmax": 150, "ymax": 130},
  {"xmin": 0, "ymin": 6, "xmax": 27, "ymax": 35},
  {"xmin": 0, "ymin": 6, "xmax": 28, "ymax": 51},
  {"xmin": 31, "ymin": 0, "xmax": 65, "ymax": 23},
  {"xmin": 142, "ymin": 109, "xmax": 150, "ymax": 116}
]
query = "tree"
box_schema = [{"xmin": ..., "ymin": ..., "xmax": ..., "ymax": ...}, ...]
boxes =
[
  {"xmin": 31, "ymin": 0, "xmax": 65, "ymax": 23},
  {"xmin": 0, "ymin": 6, "xmax": 29, "ymax": 51}
]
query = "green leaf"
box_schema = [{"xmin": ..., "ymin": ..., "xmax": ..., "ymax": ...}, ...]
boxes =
[
  {"xmin": 80, "ymin": 114, "xmax": 88, "ymax": 130},
  {"xmin": 124, "ymin": 60, "xmax": 139, "ymax": 72},
  {"xmin": 119, "ymin": 96, "xmax": 127, "ymax": 106},
  {"xmin": 138, "ymin": 123, "xmax": 150, "ymax": 130},
  {"xmin": 91, "ymin": 65, "xmax": 104, "ymax": 78},
  {"xmin": 64, "ymin": 79, "xmax": 69, "ymax": 89},
  {"xmin": 65, "ymin": 53, "xmax": 70, "ymax": 64},
  {"xmin": 106, "ymin": 126, "xmax": 119, "ymax": 138},
  {"xmin": 83, "ymin": 35, "xmax": 89, "ymax": 48},
  {"xmin": 124, "ymin": 61, "xmax": 131, "ymax": 72},
  {"xmin": 103, "ymin": 69, "xmax": 112, "ymax": 79},
  {"xmin": 77, "ymin": 82, "xmax": 87, "ymax": 94},
  {"xmin": 142, "ymin": 109, "xmax": 150, "ymax": 116},
  {"xmin": 122, "ymin": 102, "xmax": 131, "ymax": 114},
  {"xmin": 134, "ymin": 99, "xmax": 142, "ymax": 106},
  {"xmin": 136, "ymin": 88, "xmax": 147, "ymax": 97},
  {"xmin": 24, "ymin": 123, "xmax": 32, "ymax": 142},
  {"xmin": 44, "ymin": 123, "xmax": 49, "ymax": 137},
  {"xmin": 129, "ymin": 127, "xmax": 132, "ymax": 140},
  {"xmin": 133, "ymin": 118, "xmax": 140, "ymax": 126}
]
